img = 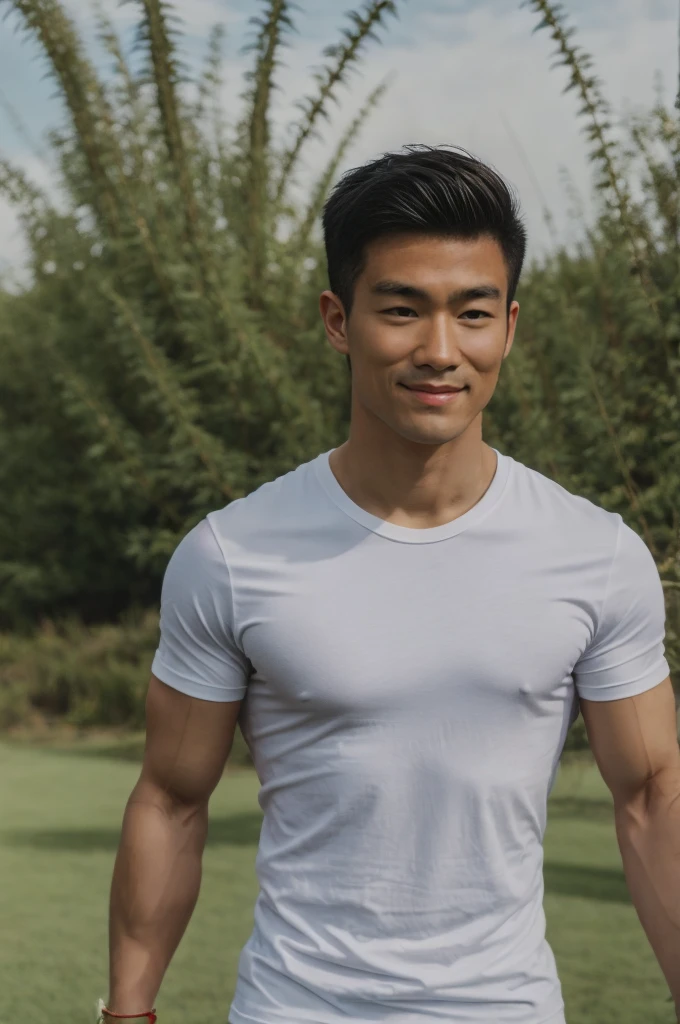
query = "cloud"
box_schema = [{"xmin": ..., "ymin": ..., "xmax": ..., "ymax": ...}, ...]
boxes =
[
  {"xmin": 261, "ymin": 0, "xmax": 678, "ymax": 255},
  {"xmin": 1, "ymin": 0, "xmax": 678, "ymax": 279}
]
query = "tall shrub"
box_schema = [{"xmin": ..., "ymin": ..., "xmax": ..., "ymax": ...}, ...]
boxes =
[{"xmin": 0, "ymin": 0, "xmax": 396, "ymax": 627}]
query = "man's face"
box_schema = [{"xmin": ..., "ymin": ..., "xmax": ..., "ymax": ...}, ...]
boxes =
[{"xmin": 320, "ymin": 233, "xmax": 519, "ymax": 447}]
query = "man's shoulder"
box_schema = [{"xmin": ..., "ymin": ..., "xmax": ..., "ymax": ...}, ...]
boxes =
[
  {"xmin": 206, "ymin": 452, "xmax": 326, "ymax": 545},
  {"xmin": 510, "ymin": 455, "xmax": 621, "ymax": 543}
]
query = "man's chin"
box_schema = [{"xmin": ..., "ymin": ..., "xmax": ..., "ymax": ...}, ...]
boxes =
[{"xmin": 390, "ymin": 420, "xmax": 468, "ymax": 447}]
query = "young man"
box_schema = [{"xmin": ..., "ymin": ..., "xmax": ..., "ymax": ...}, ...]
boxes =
[{"xmin": 100, "ymin": 146, "xmax": 679, "ymax": 1024}]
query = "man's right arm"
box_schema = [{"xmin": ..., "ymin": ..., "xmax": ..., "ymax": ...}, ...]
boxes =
[{"xmin": 102, "ymin": 673, "xmax": 243, "ymax": 1019}]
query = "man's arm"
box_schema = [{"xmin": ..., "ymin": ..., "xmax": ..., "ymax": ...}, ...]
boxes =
[
  {"xmin": 580, "ymin": 675, "xmax": 680, "ymax": 1016},
  {"xmin": 103, "ymin": 673, "xmax": 243, "ymax": 1019}
]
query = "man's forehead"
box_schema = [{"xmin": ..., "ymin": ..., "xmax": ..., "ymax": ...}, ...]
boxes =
[
  {"xmin": 366, "ymin": 232, "xmax": 502, "ymax": 253},
  {"xmin": 364, "ymin": 235, "xmax": 505, "ymax": 272}
]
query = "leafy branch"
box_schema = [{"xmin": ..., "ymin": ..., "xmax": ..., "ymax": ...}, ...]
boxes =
[{"xmin": 273, "ymin": 0, "xmax": 398, "ymax": 207}]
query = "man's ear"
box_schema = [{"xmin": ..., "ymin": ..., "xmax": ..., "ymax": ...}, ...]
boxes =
[
  {"xmin": 319, "ymin": 290, "xmax": 349, "ymax": 357},
  {"xmin": 504, "ymin": 300, "xmax": 519, "ymax": 359}
]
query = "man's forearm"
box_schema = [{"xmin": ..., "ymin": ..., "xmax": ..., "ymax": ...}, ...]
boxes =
[
  {"xmin": 615, "ymin": 767, "xmax": 680, "ymax": 1012},
  {"xmin": 106, "ymin": 780, "xmax": 208, "ymax": 1015}
]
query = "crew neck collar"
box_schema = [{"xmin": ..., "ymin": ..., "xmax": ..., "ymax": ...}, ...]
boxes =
[{"xmin": 313, "ymin": 446, "xmax": 512, "ymax": 544}]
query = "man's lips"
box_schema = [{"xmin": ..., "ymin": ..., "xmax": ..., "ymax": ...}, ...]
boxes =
[
  {"xmin": 402, "ymin": 384, "xmax": 466, "ymax": 393},
  {"xmin": 399, "ymin": 383, "xmax": 469, "ymax": 406}
]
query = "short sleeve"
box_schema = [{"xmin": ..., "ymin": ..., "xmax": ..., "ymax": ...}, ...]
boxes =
[
  {"xmin": 151, "ymin": 518, "xmax": 251, "ymax": 702},
  {"xmin": 573, "ymin": 518, "xmax": 670, "ymax": 701}
]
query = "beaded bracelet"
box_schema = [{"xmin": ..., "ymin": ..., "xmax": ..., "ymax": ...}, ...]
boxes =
[{"xmin": 96, "ymin": 997, "xmax": 157, "ymax": 1022}]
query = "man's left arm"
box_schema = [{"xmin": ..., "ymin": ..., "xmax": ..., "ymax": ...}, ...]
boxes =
[{"xmin": 581, "ymin": 675, "xmax": 680, "ymax": 1017}]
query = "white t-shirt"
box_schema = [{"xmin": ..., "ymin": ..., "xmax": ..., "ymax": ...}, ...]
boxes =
[{"xmin": 151, "ymin": 447, "xmax": 669, "ymax": 1024}]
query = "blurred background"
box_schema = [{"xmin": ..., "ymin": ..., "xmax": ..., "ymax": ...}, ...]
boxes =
[{"xmin": 0, "ymin": 0, "xmax": 679, "ymax": 1021}]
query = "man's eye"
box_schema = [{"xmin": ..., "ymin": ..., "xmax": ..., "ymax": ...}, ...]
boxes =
[
  {"xmin": 383, "ymin": 307, "xmax": 417, "ymax": 318},
  {"xmin": 461, "ymin": 310, "xmax": 491, "ymax": 321}
]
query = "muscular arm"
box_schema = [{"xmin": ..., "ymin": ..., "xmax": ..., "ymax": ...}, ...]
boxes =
[
  {"xmin": 581, "ymin": 676, "xmax": 680, "ymax": 1016},
  {"xmin": 104, "ymin": 674, "xmax": 243, "ymax": 1018}
]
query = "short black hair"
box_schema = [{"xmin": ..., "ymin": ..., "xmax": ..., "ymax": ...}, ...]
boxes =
[{"xmin": 322, "ymin": 144, "xmax": 527, "ymax": 320}]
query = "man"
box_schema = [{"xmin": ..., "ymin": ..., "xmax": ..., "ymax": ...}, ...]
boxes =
[{"xmin": 98, "ymin": 145, "xmax": 680, "ymax": 1024}]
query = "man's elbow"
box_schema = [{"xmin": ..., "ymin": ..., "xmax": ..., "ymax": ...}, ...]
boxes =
[
  {"xmin": 129, "ymin": 773, "xmax": 211, "ymax": 828},
  {"xmin": 614, "ymin": 763, "xmax": 680, "ymax": 832}
]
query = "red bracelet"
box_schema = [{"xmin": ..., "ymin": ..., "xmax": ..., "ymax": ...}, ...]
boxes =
[{"xmin": 100, "ymin": 1008, "xmax": 157, "ymax": 1023}]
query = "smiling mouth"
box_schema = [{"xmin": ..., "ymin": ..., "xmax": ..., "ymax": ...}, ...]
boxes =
[
  {"xmin": 403, "ymin": 385, "xmax": 466, "ymax": 392},
  {"xmin": 399, "ymin": 385, "xmax": 466, "ymax": 407},
  {"xmin": 398, "ymin": 383, "xmax": 469, "ymax": 406}
]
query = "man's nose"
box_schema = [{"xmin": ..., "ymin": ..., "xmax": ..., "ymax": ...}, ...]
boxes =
[{"xmin": 413, "ymin": 314, "xmax": 462, "ymax": 368}]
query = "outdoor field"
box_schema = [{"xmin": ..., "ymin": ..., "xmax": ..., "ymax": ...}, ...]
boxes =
[{"xmin": 0, "ymin": 741, "xmax": 672, "ymax": 1024}]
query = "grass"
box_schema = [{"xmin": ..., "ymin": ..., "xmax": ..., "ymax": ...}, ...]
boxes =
[{"xmin": 0, "ymin": 741, "xmax": 673, "ymax": 1024}]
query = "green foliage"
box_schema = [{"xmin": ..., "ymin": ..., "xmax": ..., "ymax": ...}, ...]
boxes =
[
  {"xmin": 0, "ymin": 609, "xmax": 158, "ymax": 729},
  {"xmin": 0, "ymin": 0, "xmax": 396, "ymax": 627}
]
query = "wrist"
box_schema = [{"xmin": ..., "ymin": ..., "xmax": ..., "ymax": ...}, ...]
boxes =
[
  {"xmin": 98, "ymin": 1012, "xmax": 157, "ymax": 1023},
  {"xmin": 97, "ymin": 998, "xmax": 157, "ymax": 1022}
]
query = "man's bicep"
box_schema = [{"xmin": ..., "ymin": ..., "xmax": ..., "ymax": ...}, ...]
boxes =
[
  {"xmin": 141, "ymin": 517, "xmax": 250, "ymax": 805},
  {"xmin": 140, "ymin": 673, "xmax": 243, "ymax": 807},
  {"xmin": 580, "ymin": 676, "xmax": 679, "ymax": 807}
]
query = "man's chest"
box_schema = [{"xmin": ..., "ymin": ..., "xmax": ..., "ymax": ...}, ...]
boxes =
[{"xmin": 234, "ymin": 541, "xmax": 594, "ymax": 722}]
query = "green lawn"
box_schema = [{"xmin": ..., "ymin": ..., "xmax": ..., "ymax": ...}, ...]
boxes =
[{"xmin": 0, "ymin": 741, "xmax": 672, "ymax": 1024}]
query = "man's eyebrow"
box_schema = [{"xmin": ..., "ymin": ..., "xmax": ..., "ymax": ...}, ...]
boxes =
[{"xmin": 370, "ymin": 281, "xmax": 502, "ymax": 303}]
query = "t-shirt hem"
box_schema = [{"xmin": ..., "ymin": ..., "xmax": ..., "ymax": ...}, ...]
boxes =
[
  {"xmin": 227, "ymin": 1000, "xmax": 566, "ymax": 1024},
  {"xmin": 151, "ymin": 655, "xmax": 246, "ymax": 702},
  {"xmin": 537, "ymin": 1005, "xmax": 567, "ymax": 1024},
  {"xmin": 575, "ymin": 657, "xmax": 670, "ymax": 702}
]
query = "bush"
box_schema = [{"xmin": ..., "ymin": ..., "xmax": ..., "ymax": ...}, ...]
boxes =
[
  {"xmin": 0, "ymin": 0, "xmax": 396, "ymax": 627},
  {"xmin": 0, "ymin": 610, "xmax": 158, "ymax": 729}
]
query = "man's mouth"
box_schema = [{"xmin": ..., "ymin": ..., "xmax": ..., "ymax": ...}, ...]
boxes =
[{"xmin": 399, "ymin": 383, "xmax": 469, "ymax": 406}]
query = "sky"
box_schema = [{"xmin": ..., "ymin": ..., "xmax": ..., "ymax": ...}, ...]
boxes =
[{"xmin": 0, "ymin": 0, "xmax": 678, "ymax": 283}]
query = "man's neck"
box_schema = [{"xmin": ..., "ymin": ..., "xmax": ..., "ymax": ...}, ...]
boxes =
[{"xmin": 327, "ymin": 430, "xmax": 498, "ymax": 530}]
